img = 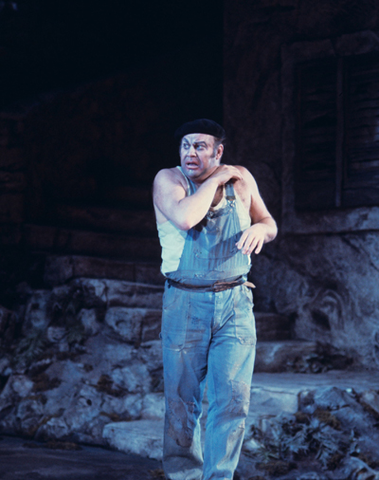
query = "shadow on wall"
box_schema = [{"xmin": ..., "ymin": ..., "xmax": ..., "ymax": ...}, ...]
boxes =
[
  {"xmin": 23, "ymin": 69, "xmax": 177, "ymax": 221},
  {"xmin": 17, "ymin": 48, "xmax": 222, "ymax": 224}
]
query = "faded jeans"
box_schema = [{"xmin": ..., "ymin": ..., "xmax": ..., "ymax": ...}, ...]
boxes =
[{"xmin": 161, "ymin": 283, "xmax": 256, "ymax": 480}]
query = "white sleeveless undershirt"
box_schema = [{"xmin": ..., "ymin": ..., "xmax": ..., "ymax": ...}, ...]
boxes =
[{"xmin": 157, "ymin": 167, "xmax": 251, "ymax": 275}]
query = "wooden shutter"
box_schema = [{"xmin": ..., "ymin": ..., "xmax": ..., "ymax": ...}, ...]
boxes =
[
  {"xmin": 343, "ymin": 52, "xmax": 379, "ymax": 207},
  {"xmin": 295, "ymin": 58, "xmax": 337, "ymax": 211}
]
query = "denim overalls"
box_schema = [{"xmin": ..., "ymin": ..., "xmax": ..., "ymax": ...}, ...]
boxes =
[{"xmin": 161, "ymin": 177, "xmax": 256, "ymax": 480}]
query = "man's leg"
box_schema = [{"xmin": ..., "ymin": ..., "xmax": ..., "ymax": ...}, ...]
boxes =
[
  {"xmin": 203, "ymin": 285, "xmax": 256, "ymax": 480},
  {"xmin": 161, "ymin": 285, "xmax": 212, "ymax": 480}
]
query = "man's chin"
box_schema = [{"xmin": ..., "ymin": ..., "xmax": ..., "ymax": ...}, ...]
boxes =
[{"xmin": 183, "ymin": 168, "xmax": 201, "ymax": 178}]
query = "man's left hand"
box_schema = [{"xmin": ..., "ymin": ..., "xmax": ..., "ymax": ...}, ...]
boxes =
[{"xmin": 236, "ymin": 224, "xmax": 267, "ymax": 255}]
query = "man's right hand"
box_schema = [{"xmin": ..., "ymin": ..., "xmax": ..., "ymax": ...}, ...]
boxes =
[{"xmin": 207, "ymin": 165, "xmax": 244, "ymax": 186}]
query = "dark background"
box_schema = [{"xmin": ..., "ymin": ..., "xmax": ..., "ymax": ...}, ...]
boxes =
[
  {"xmin": 0, "ymin": 0, "xmax": 224, "ymax": 119},
  {"xmin": 0, "ymin": 0, "xmax": 226, "ymax": 280}
]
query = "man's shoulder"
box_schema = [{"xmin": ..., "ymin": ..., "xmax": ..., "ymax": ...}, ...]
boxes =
[
  {"xmin": 234, "ymin": 164, "xmax": 251, "ymax": 175},
  {"xmin": 154, "ymin": 167, "xmax": 180, "ymax": 181},
  {"xmin": 154, "ymin": 167, "xmax": 187, "ymax": 189},
  {"xmin": 231, "ymin": 165, "xmax": 255, "ymax": 186},
  {"xmin": 155, "ymin": 166, "xmax": 178, "ymax": 175},
  {"xmin": 232, "ymin": 165, "xmax": 257, "ymax": 203}
]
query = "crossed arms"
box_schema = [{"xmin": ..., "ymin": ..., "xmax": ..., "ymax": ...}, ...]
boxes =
[{"xmin": 153, "ymin": 164, "xmax": 277, "ymax": 255}]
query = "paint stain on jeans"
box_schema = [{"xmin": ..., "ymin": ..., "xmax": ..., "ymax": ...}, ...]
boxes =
[
  {"xmin": 167, "ymin": 399, "xmax": 196, "ymax": 448},
  {"xmin": 230, "ymin": 380, "xmax": 250, "ymax": 417}
]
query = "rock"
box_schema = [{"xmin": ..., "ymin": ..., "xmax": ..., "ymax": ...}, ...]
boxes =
[
  {"xmin": 22, "ymin": 290, "xmax": 51, "ymax": 334},
  {"xmin": 0, "ymin": 305, "xmax": 16, "ymax": 338},
  {"xmin": 105, "ymin": 307, "xmax": 144, "ymax": 344},
  {"xmin": 255, "ymin": 340, "xmax": 317, "ymax": 373},
  {"xmin": 15, "ymin": 398, "xmax": 46, "ymax": 437},
  {"xmin": 100, "ymin": 393, "xmax": 143, "ymax": 421},
  {"xmin": 46, "ymin": 326, "xmax": 66, "ymax": 343},
  {"xmin": 242, "ymin": 437, "xmax": 263, "ymax": 455},
  {"xmin": 7, "ymin": 374, "xmax": 34, "ymax": 397},
  {"xmin": 78, "ymin": 309, "xmax": 100, "ymax": 336},
  {"xmin": 298, "ymin": 473, "xmax": 322, "ymax": 480},
  {"xmin": 300, "ymin": 386, "xmax": 357, "ymax": 412},
  {"xmin": 140, "ymin": 393, "xmax": 165, "ymax": 420},
  {"xmin": 249, "ymin": 384, "xmax": 298, "ymax": 416},
  {"xmin": 103, "ymin": 419, "xmax": 164, "ymax": 461},
  {"xmin": 4, "ymin": 251, "xmax": 379, "ymax": 478},
  {"xmin": 58, "ymin": 384, "xmax": 104, "ymax": 432},
  {"xmin": 110, "ymin": 364, "xmax": 151, "ymax": 394},
  {"xmin": 104, "ymin": 280, "xmax": 163, "ymax": 309},
  {"xmin": 0, "ymin": 357, "xmax": 10, "ymax": 376},
  {"xmin": 36, "ymin": 416, "xmax": 71, "ymax": 441},
  {"xmin": 35, "ymin": 382, "xmax": 106, "ymax": 444},
  {"xmin": 0, "ymin": 322, "xmax": 162, "ymax": 442},
  {"xmin": 359, "ymin": 390, "xmax": 379, "ymax": 419},
  {"xmin": 298, "ymin": 386, "xmax": 379, "ymax": 465},
  {"xmin": 135, "ymin": 340, "xmax": 163, "ymax": 373},
  {"xmin": 334, "ymin": 456, "xmax": 379, "ymax": 480},
  {"xmin": 299, "ymin": 387, "xmax": 372, "ymax": 432},
  {"xmin": 105, "ymin": 307, "xmax": 161, "ymax": 344}
]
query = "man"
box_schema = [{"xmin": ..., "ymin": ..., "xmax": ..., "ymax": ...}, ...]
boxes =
[{"xmin": 153, "ymin": 119, "xmax": 277, "ymax": 480}]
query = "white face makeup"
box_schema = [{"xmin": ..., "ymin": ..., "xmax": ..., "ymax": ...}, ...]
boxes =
[{"xmin": 180, "ymin": 133, "xmax": 221, "ymax": 183}]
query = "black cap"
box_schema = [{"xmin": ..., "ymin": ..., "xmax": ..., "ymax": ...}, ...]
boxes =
[{"xmin": 174, "ymin": 118, "xmax": 226, "ymax": 141}]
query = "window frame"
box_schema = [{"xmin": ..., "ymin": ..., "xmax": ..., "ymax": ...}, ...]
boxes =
[{"xmin": 281, "ymin": 31, "xmax": 379, "ymax": 234}]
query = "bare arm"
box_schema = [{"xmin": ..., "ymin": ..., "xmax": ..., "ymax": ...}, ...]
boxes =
[
  {"xmin": 153, "ymin": 165, "xmax": 243, "ymax": 230},
  {"xmin": 235, "ymin": 167, "xmax": 277, "ymax": 255}
]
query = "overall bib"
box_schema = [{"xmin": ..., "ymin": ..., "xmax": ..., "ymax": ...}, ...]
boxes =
[{"xmin": 161, "ymin": 178, "xmax": 256, "ymax": 480}]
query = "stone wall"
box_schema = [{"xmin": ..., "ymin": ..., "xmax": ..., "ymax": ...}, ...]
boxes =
[
  {"xmin": 0, "ymin": 277, "xmax": 165, "ymax": 446},
  {"xmin": 224, "ymin": 0, "xmax": 379, "ymax": 368}
]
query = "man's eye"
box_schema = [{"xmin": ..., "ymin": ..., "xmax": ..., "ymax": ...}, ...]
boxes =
[
  {"xmin": 196, "ymin": 145, "xmax": 204, "ymax": 150},
  {"xmin": 183, "ymin": 144, "xmax": 189, "ymax": 149}
]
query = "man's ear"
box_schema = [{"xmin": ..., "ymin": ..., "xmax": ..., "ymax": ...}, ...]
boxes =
[{"xmin": 217, "ymin": 144, "xmax": 224, "ymax": 161}]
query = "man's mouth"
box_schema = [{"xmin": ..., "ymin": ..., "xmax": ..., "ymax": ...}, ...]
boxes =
[
  {"xmin": 185, "ymin": 159, "xmax": 199, "ymax": 169},
  {"xmin": 185, "ymin": 160, "xmax": 199, "ymax": 169}
]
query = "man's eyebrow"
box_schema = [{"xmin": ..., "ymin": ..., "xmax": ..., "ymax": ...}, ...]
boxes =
[{"xmin": 182, "ymin": 140, "xmax": 208, "ymax": 147}]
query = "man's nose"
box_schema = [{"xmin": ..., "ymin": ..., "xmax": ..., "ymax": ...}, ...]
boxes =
[{"xmin": 188, "ymin": 146, "xmax": 197, "ymax": 156}]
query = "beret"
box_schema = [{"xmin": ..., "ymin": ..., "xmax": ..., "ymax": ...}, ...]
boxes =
[{"xmin": 174, "ymin": 118, "xmax": 226, "ymax": 141}]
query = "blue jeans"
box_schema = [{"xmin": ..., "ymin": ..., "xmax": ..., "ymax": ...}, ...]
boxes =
[{"xmin": 161, "ymin": 283, "xmax": 256, "ymax": 480}]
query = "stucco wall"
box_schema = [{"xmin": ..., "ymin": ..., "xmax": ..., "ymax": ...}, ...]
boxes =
[{"xmin": 224, "ymin": 0, "xmax": 379, "ymax": 368}]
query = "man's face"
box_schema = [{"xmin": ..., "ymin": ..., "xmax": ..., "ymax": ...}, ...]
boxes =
[{"xmin": 180, "ymin": 133, "xmax": 221, "ymax": 183}]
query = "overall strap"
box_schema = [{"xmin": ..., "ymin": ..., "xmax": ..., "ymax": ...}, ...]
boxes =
[
  {"xmin": 225, "ymin": 181, "xmax": 236, "ymax": 201},
  {"xmin": 176, "ymin": 166, "xmax": 196, "ymax": 195}
]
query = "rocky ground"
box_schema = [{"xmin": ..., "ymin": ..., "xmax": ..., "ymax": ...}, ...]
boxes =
[
  {"xmin": 240, "ymin": 372, "xmax": 379, "ymax": 480},
  {"xmin": 0, "ymin": 275, "xmax": 165, "ymax": 447},
  {"xmin": 0, "ymin": 265, "xmax": 379, "ymax": 479}
]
